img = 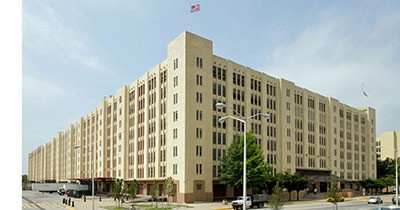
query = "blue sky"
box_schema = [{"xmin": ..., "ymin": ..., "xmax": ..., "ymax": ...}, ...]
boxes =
[{"xmin": 21, "ymin": 0, "xmax": 400, "ymax": 175}]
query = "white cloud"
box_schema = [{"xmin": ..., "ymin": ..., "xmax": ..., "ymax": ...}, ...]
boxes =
[
  {"xmin": 262, "ymin": 5, "xmax": 400, "ymax": 134},
  {"xmin": 23, "ymin": 74, "xmax": 71, "ymax": 105},
  {"xmin": 23, "ymin": 1, "xmax": 106, "ymax": 71}
]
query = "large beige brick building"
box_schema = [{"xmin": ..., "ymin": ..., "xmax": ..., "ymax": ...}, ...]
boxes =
[
  {"xmin": 28, "ymin": 31, "xmax": 377, "ymax": 202},
  {"xmin": 377, "ymin": 131, "xmax": 399, "ymax": 160}
]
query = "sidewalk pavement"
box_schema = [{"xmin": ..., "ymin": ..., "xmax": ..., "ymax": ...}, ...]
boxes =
[
  {"xmin": 62, "ymin": 194, "xmax": 395, "ymax": 210},
  {"xmin": 65, "ymin": 196, "xmax": 234, "ymax": 210},
  {"xmin": 62, "ymin": 196, "xmax": 115, "ymax": 210}
]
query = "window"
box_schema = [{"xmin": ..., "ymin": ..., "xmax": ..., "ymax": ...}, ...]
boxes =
[
  {"xmin": 196, "ymin": 57, "xmax": 203, "ymax": 68},
  {"xmin": 213, "ymin": 149, "xmax": 216, "ymax": 160},
  {"xmin": 173, "ymin": 76, "xmax": 178, "ymax": 87},
  {"xmin": 173, "ymin": 93, "xmax": 178, "ymax": 104},
  {"xmin": 196, "ymin": 146, "xmax": 202, "ymax": 156},
  {"xmin": 196, "ymin": 128, "xmax": 203, "ymax": 138},
  {"xmin": 173, "ymin": 58, "xmax": 178, "ymax": 70},
  {"xmin": 173, "ymin": 164, "xmax": 178, "ymax": 175},
  {"xmin": 173, "ymin": 111, "xmax": 178, "ymax": 122},
  {"xmin": 173, "ymin": 128, "xmax": 178, "ymax": 139},
  {"xmin": 196, "ymin": 164, "xmax": 202, "ymax": 175},
  {"xmin": 173, "ymin": 146, "xmax": 178, "ymax": 157},
  {"xmin": 196, "ymin": 92, "xmax": 202, "ymax": 103},
  {"xmin": 196, "ymin": 110, "xmax": 203, "ymax": 121},
  {"xmin": 196, "ymin": 75, "xmax": 203, "ymax": 85}
]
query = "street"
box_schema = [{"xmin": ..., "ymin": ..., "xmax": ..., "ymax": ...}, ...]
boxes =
[
  {"xmin": 22, "ymin": 190, "xmax": 399, "ymax": 210},
  {"xmin": 22, "ymin": 190, "xmax": 74, "ymax": 210},
  {"xmin": 277, "ymin": 194, "xmax": 395, "ymax": 210},
  {"xmin": 282, "ymin": 199, "xmax": 378, "ymax": 210}
]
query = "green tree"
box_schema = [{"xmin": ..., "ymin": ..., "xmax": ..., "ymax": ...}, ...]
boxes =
[
  {"xmin": 376, "ymin": 157, "xmax": 398, "ymax": 193},
  {"xmin": 163, "ymin": 176, "xmax": 175, "ymax": 204},
  {"xmin": 220, "ymin": 132, "xmax": 273, "ymax": 191},
  {"xmin": 327, "ymin": 177, "xmax": 341, "ymax": 210},
  {"xmin": 278, "ymin": 172, "xmax": 307, "ymax": 201},
  {"xmin": 268, "ymin": 182, "xmax": 285, "ymax": 210},
  {"xmin": 150, "ymin": 182, "xmax": 159, "ymax": 208},
  {"xmin": 127, "ymin": 179, "xmax": 139, "ymax": 208},
  {"xmin": 377, "ymin": 157, "xmax": 396, "ymax": 178},
  {"xmin": 264, "ymin": 174, "xmax": 278, "ymax": 195},
  {"xmin": 220, "ymin": 134, "xmax": 243, "ymax": 188},
  {"xmin": 381, "ymin": 175, "xmax": 396, "ymax": 193},
  {"xmin": 361, "ymin": 178, "xmax": 376, "ymax": 195},
  {"xmin": 22, "ymin": 175, "xmax": 28, "ymax": 189},
  {"xmin": 293, "ymin": 175, "xmax": 309, "ymax": 201},
  {"xmin": 113, "ymin": 178, "xmax": 124, "ymax": 207}
]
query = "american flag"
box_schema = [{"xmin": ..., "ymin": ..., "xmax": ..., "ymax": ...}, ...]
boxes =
[{"xmin": 191, "ymin": 4, "xmax": 200, "ymax": 13}]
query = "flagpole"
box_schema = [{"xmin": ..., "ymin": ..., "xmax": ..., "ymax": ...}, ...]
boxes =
[{"xmin": 188, "ymin": 1, "xmax": 191, "ymax": 31}]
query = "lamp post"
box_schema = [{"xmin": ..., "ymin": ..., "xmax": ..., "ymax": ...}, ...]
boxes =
[
  {"xmin": 75, "ymin": 145, "xmax": 95, "ymax": 210},
  {"xmin": 216, "ymin": 103, "xmax": 270, "ymax": 210},
  {"xmin": 377, "ymin": 145, "xmax": 398, "ymax": 205}
]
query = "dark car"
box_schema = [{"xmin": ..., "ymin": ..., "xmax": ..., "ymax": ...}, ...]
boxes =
[
  {"xmin": 57, "ymin": 188, "xmax": 65, "ymax": 196},
  {"xmin": 67, "ymin": 189, "xmax": 92, "ymax": 198},
  {"xmin": 392, "ymin": 196, "xmax": 400, "ymax": 204}
]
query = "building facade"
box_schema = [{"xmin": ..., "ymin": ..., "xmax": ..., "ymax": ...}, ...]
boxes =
[
  {"xmin": 377, "ymin": 131, "xmax": 399, "ymax": 160},
  {"xmin": 28, "ymin": 31, "xmax": 377, "ymax": 202}
]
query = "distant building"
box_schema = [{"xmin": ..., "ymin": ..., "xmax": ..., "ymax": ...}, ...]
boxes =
[
  {"xmin": 28, "ymin": 31, "xmax": 377, "ymax": 202},
  {"xmin": 377, "ymin": 131, "xmax": 400, "ymax": 160}
]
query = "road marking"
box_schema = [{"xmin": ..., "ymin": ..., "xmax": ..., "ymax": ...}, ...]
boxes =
[
  {"xmin": 22, "ymin": 196, "xmax": 46, "ymax": 210},
  {"xmin": 22, "ymin": 202, "xmax": 68, "ymax": 209},
  {"xmin": 22, "ymin": 203, "xmax": 36, "ymax": 209}
]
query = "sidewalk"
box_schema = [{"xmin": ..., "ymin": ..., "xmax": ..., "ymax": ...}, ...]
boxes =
[
  {"xmin": 66, "ymin": 196, "xmax": 232, "ymax": 210},
  {"xmin": 62, "ymin": 195, "xmax": 115, "ymax": 210},
  {"xmin": 62, "ymin": 194, "xmax": 395, "ymax": 210}
]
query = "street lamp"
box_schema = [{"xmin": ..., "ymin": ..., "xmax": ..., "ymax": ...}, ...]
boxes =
[
  {"xmin": 75, "ymin": 145, "xmax": 95, "ymax": 210},
  {"xmin": 377, "ymin": 145, "xmax": 398, "ymax": 206},
  {"xmin": 216, "ymin": 102, "xmax": 270, "ymax": 210}
]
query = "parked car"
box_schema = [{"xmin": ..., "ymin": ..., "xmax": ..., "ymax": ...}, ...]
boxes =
[
  {"xmin": 57, "ymin": 187, "xmax": 65, "ymax": 196},
  {"xmin": 392, "ymin": 196, "xmax": 400, "ymax": 204},
  {"xmin": 231, "ymin": 194, "xmax": 268, "ymax": 209},
  {"xmin": 368, "ymin": 196, "xmax": 383, "ymax": 204},
  {"xmin": 67, "ymin": 189, "xmax": 92, "ymax": 198},
  {"xmin": 327, "ymin": 193, "xmax": 344, "ymax": 202}
]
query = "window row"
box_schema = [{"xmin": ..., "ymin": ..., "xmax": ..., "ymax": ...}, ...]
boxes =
[
  {"xmin": 250, "ymin": 79, "xmax": 261, "ymax": 92},
  {"xmin": 232, "ymin": 88, "xmax": 245, "ymax": 101},
  {"xmin": 148, "ymin": 77, "xmax": 156, "ymax": 91},
  {"xmin": 212, "ymin": 132, "xmax": 226, "ymax": 145},
  {"xmin": 212, "ymin": 83, "xmax": 226, "ymax": 97},
  {"xmin": 213, "ymin": 66, "xmax": 226, "ymax": 81},
  {"xmin": 232, "ymin": 72, "xmax": 245, "ymax": 87},
  {"xmin": 212, "ymin": 148, "xmax": 226, "ymax": 161}
]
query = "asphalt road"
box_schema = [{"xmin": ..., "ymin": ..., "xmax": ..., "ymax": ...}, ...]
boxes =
[
  {"xmin": 22, "ymin": 190, "xmax": 400, "ymax": 210},
  {"xmin": 22, "ymin": 190, "xmax": 73, "ymax": 210},
  {"xmin": 282, "ymin": 194, "xmax": 395, "ymax": 210}
]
